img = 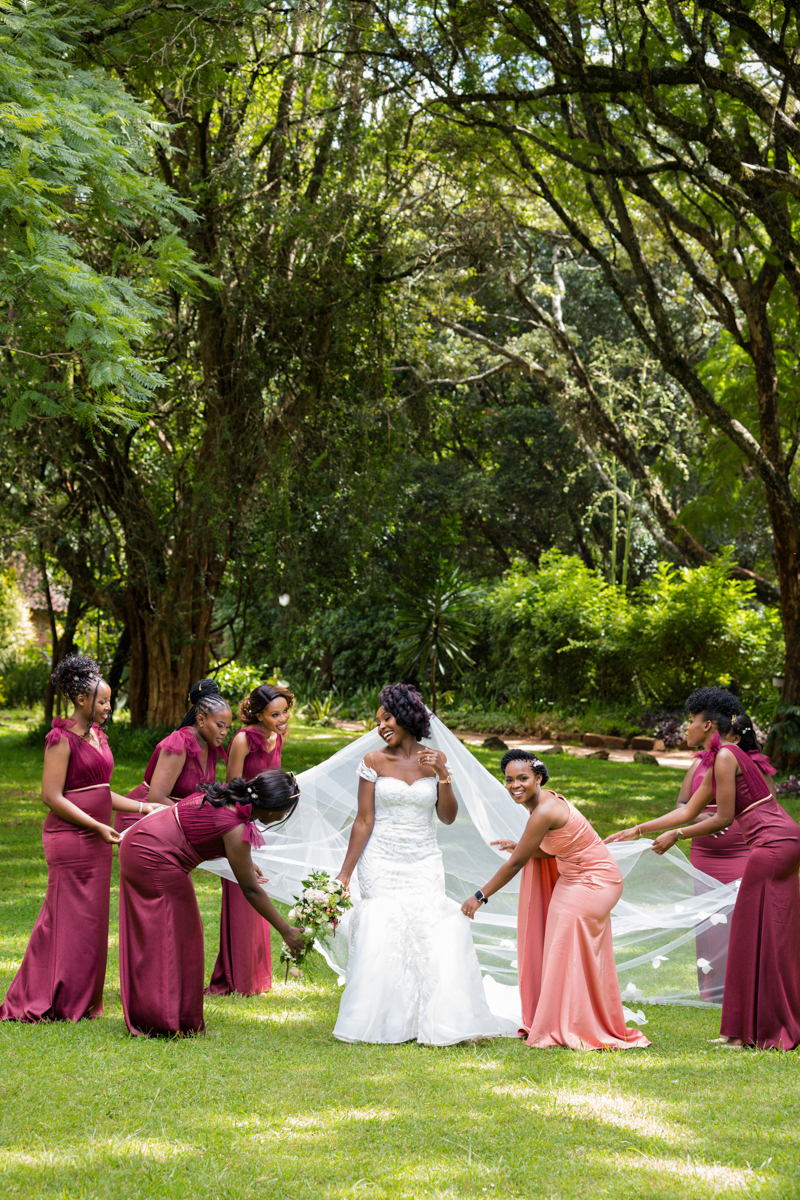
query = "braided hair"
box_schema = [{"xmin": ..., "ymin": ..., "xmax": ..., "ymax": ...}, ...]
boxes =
[
  {"xmin": 499, "ymin": 748, "xmax": 550, "ymax": 786},
  {"xmin": 238, "ymin": 683, "xmax": 295, "ymax": 725},
  {"xmin": 50, "ymin": 654, "xmax": 105, "ymax": 737},
  {"xmin": 199, "ymin": 769, "xmax": 300, "ymax": 826},
  {"xmin": 378, "ymin": 683, "xmax": 431, "ymax": 741},
  {"xmin": 176, "ymin": 678, "xmax": 230, "ymax": 730}
]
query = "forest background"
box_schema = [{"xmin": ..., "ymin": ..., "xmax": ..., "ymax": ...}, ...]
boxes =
[{"xmin": 0, "ymin": 0, "xmax": 798, "ymax": 758}]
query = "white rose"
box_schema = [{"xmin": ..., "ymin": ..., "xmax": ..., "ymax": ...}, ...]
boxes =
[
  {"xmin": 288, "ymin": 908, "xmax": 297, "ymax": 921},
  {"xmin": 305, "ymin": 926, "xmax": 314, "ymax": 935}
]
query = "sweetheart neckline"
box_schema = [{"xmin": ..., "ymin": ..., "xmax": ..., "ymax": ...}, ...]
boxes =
[{"xmin": 375, "ymin": 775, "xmax": 438, "ymax": 787}]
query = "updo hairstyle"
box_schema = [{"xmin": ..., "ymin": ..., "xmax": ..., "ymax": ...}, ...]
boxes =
[
  {"xmin": 500, "ymin": 748, "xmax": 550, "ymax": 786},
  {"xmin": 50, "ymin": 653, "xmax": 103, "ymax": 701},
  {"xmin": 378, "ymin": 683, "xmax": 431, "ymax": 741},
  {"xmin": 684, "ymin": 686, "xmax": 759, "ymax": 754},
  {"xmin": 239, "ymin": 683, "xmax": 295, "ymax": 725},
  {"xmin": 176, "ymin": 678, "xmax": 231, "ymax": 730},
  {"xmin": 199, "ymin": 769, "xmax": 300, "ymax": 826}
]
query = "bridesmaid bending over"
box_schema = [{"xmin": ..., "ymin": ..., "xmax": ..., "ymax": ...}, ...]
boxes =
[
  {"xmin": 115, "ymin": 678, "xmax": 230, "ymax": 834},
  {"xmin": 609, "ymin": 697, "xmax": 800, "ymax": 1050},
  {"xmin": 207, "ymin": 683, "xmax": 294, "ymax": 997},
  {"xmin": 0, "ymin": 655, "xmax": 157, "ymax": 1023},
  {"xmin": 118, "ymin": 771, "xmax": 305, "ymax": 1036},
  {"xmin": 461, "ymin": 749, "xmax": 649, "ymax": 1050}
]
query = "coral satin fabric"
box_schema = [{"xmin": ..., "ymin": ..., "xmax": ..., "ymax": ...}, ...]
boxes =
[
  {"xmin": 0, "ymin": 721, "xmax": 114, "ymax": 1023},
  {"xmin": 712, "ymin": 745, "xmax": 800, "ymax": 1049},
  {"xmin": 688, "ymin": 760, "xmax": 751, "ymax": 1002},
  {"xmin": 114, "ymin": 726, "xmax": 226, "ymax": 833},
  {"xmin": 517, "ymin": 798, "xmax": 649, "ymax": 1050},
  {"xmin": 206, "ymin": 728, "xmax": 281, "ymax": 997},
  {"xmin": 118, "ymin": 796, "xmax": 248, "ymax": 1035}
]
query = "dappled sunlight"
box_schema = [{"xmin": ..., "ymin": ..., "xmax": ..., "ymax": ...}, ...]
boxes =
[
  {"xmin": 492, "ymin": 1083, "xmax": 689, "ymax": 1144},
  {"xmin": 0, "ymin": 1136, "xmax": 194, "ymax": 1169},
  {"xmin": 603, "ymin": 1152, "xmax": 767, "ymax": 1194}
]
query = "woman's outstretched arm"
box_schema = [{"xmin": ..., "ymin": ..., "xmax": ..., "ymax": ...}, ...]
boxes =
[{"xmin": 462, "ymin": 797, "xmax": 563, "ymax": 918}]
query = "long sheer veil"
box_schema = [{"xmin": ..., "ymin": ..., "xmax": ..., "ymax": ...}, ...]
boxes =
[{"xmin": 198, "ymin": 714, "xmax": 739, "ymax": 1008}]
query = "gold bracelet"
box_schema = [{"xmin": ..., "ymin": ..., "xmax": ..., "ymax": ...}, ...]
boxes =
[{"xmin": 439, "ymin": 774, "xmax": 452, "ymax": 785}]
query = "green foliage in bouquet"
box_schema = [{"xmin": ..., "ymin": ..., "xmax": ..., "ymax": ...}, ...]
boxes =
[{"xmin": 280, "ymin": 870, "xmax": 352, "ymax": 978}]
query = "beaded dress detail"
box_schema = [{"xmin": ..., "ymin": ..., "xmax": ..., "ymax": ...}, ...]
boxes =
[{"xmin": 332, "ymin": 762, "xmax": 508, "ymax": 1045}]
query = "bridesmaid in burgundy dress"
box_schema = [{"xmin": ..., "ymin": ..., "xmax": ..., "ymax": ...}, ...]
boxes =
[
  {"xmin": 114, "ymin": 679, "xmax": 231, "ymax": 834},
  {"xmin": 664, "ymin": 688, "xmax": 751, "ymax": 1001},
  {"xmin": 118, "ymin": 771, "xmax": 305, "ymax": 1036},
  {"xmin": 207, "ymin": 683, "xmax": 294, "ymax": 997},
  {"xmin": 612, "ymin": 696, "xmax": 800, "ymax": 1050},
  {"xmin": 0, "ymin": 655, "xmax": 156, "ymax": 1023}
]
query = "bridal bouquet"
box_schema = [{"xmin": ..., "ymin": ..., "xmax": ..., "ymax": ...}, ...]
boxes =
[{"xmin": 280, "ymin": 870, "xmax": 352, "ymax": 979}]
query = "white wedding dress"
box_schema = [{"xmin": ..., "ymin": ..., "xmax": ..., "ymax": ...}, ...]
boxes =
[{"xmin": 332, "ymin": 763, "xmax": 510, "ymax": 1045}]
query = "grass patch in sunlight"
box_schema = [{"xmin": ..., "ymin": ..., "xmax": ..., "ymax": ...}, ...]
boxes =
[{"xmin": 0, "ymin": 715, "xmax": 798, "ymax": 1199}]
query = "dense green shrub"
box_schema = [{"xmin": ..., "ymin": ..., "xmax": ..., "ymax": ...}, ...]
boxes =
[
  {"xmin": 483, "ymin": 551, "xmax": 782, "ymax": 709},
  {"xmin": 0, "ymin": 647, "xmax": 51, "ymax": 708}
]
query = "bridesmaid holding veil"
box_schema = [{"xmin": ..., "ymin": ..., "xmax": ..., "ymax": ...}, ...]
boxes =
[
  {"xmin": 462, "ymin": 749, "xmax": 649, "ymax": 1050},
  {"xmin": 114, "ymin": 679, "xmax": 230, "ymax": 834},
  {"xmin": 611, "ymin": 698, "xmax": 800, "ymax": 1049},
  {"xmin": 206, "ymin": 683, "xmax": 293, "ymax": 997},
  {"xmin": 0, "ymin": 655, "xmax": 156, "ymax": 1023},
  {"xmin": 655, "ymin": 687, "xmax": 751, "ymax": 1002}
]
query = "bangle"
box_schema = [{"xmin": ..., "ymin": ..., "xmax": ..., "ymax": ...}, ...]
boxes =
[
  {"xmin": 474, "ymin": 889, "xmax": 488, "ymax": 906},
  {"xmin": 439, "ymin": 774, "xmax": 452, "ymax": 785},
  {"xmin": 634, "ymin": 825, "xmax": 642, "ymax": 838},
  {"xmin": 138, "ymin": 801, "xmax": 144, "ymax": 813}
]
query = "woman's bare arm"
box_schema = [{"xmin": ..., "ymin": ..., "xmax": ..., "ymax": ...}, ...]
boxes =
[
  {"xmin": 148, "ymin": 748, "xmax": 186, "ymax": 805},
  {"xmin": 41, "ymin": 740, "xmax": 119, "ymax": 842},
  {"xmin": 336, "ymin": 771, "xmax": 376, "ymax": 887},
  {"xmin": 226, "ymin": 731, "xmax": 249, "ymax": 783}
]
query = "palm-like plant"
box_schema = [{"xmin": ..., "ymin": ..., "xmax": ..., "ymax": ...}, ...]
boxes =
[{"xmin": 396, "ymin": 566, "xmax": 478, "ymax": 713}]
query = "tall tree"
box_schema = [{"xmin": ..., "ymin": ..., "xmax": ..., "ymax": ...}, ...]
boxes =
[
  {"xmin": 376, "ymin": 0, "xmax": 799, "ymax": 699},
  {"xmin": 3, "ymin": 0, "xmax": 417, "ymax": 724}
]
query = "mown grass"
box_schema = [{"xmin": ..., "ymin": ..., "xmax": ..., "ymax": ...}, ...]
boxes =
[{"xmin": 1, "ymin": 714, "xmax": 799, "ymax": 1200}]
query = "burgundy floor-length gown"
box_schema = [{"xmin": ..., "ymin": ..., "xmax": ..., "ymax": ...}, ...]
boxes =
[
  {"xmin": 118, "ymin": 794, "xmax": 265, "ymax": 1036},
  {"xmin": 206, "ymin": 728, "xmax": 281, "ymax": 996},
  {"xmin": 0, "ymin": 719, "xmax": 115, "ymax": 1023},
  {"xmin": 114, "ymin": 726, "xmax": 226, "ymax": 833},
  {"xmin": 516, "ymin": 798, "xmax": 650, "ymax": 1050},
  {"xmin": 687, "ymin": 759, "xmax": 751, "ymax": 1002},
  {"xmin": 707, "ymin": 740, "xmax": 800, "ymax": 1049}
]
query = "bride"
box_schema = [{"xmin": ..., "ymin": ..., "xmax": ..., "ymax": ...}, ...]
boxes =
[{"xmin": 333, "ymin": 683, "xmax": 508, "ymax": 1045}]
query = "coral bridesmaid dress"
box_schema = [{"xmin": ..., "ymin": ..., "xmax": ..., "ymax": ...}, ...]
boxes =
[
  {"xmin": 711, "ymin": 742, "xmax": 800, "ymax": 1049},
  {"xmin": 517, "ymin": 797, "xmax": 650, "ymax": 1050},
  {"xmin": 206, "ymin": 728, "xmax": 280, "ymax": 996},
  {"xmin": 0, "ymin": 719, "xmax": 115, "ymax": 1022},
  {"xmin": 118, "ymin": 794, "xmax": 265, "ymax": 1036},
  {"xmin": 114, "ymin": 726, "xmax": 225, "ymax": 833},
  {"xmin": 687, "ymin": 759, "xmax": 751, "ymax": 1001}
]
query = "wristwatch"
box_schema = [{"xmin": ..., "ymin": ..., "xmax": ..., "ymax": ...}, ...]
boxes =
[{"xmin": 474, "ymin": 889, "xmax": 488, "ymax": 906}]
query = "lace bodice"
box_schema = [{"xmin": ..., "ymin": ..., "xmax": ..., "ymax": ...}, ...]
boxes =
[{"xmin": 355, "ymin": 767, "xmax": 444, "ymax": 900}]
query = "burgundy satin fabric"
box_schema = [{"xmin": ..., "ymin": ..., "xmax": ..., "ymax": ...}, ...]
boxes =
[
  {"xmin": 118, "ymin": 806, "xmax": 205, "ymax": 1036},
  {"xmin": 688, "ymin": 760, "xmax": 751, "ymax": 1002},
  {"xmin": 516, "ymin": 798, "xmax": 649, "ymax": 1050},
  {"xmin": 114, "ymin": 726, "xmax": 227, "ymax": 834},
  {"xmin": 709, "ymin": 743, "xmax": 800, "ymax": 1049},
  {"xmin": 206, "ymin": 729, "xmax": 281, "ymax": 997},
  {"xmin": 0, "ymin": 719, "xmax": 115, "ymax": 1024}
]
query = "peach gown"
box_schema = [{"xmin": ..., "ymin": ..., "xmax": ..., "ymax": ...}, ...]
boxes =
[{"xmin": 518, "ymin": 797, "xmax": 650, "ymax": 1050}]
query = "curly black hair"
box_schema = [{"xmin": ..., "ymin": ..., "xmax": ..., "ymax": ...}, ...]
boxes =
[
  {"xmin": 239, "ymin": 683, "xmax": 295, "ymax": 726},
  {"xmin": 199, "ymin": 769, "xmax": 300, "ymax": 827},
  {"xmin": 378, "ymin": 683, "xmax": 431, "ymax": 740},
  {"xmin": 685, "ymin": 686, "xmax": 759, "ymax": 753},
  {"xmin": 50, "ymin": 654, "xmax": 103, "ymax": 701},
  {"xmin": 499, "ymin": 748, "xmax": 550, "ymax": 786},
  {"xmin": 176, "ymin": 678, "xmax": 231, "ymax": 730}
]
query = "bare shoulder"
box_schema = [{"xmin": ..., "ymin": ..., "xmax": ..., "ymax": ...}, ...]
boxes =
[{"xmin": 230, "ymin": 729, "xmax": 249, "ymax": 749}]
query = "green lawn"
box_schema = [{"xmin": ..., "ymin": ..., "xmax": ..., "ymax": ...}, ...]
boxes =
[{"xmin": 1, "ymin": 715, "xmax": 799, "ymax": 1200}]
